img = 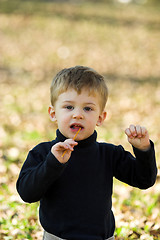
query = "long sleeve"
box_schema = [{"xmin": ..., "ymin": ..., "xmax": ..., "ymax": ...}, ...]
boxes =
[
  {"xmin": 16, "ymin": 142, "xmax": 67, "ymax": 203},
  {"xmin": 113, "ymin": 140, "xmax": 157, "ymax": 189},
  {"xmin": 16, "ymin": 130, "xmax": 158, "ymax": 240}
]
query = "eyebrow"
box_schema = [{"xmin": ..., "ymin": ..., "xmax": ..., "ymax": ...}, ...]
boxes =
[{"xmin": 62, "ymin": 100, "xmax": 96, "ymax": 106}]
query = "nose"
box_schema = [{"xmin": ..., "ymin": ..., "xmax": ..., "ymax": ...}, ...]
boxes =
[{"xmin": 73, "ymin": 108, "xmax": 83, "ymax": 119}]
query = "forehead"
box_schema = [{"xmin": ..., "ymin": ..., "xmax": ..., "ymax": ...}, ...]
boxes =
[{"xmin": 57, "ymin": 89, "xmax": 101, "ymax": 105}]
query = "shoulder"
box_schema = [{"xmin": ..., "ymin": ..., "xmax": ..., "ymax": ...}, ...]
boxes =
[
  {"xmin": 98, "ymin": 141, "xmax": 121, "ymax": 150},
  {"xmin": 30, "ymin": 139, "xmax": 56, "ymax": 155},
  {"xmin": 24, "ymin": 140, "xmax": 57, "ymax": 164},
  {"xmin": 97, "ymin": 141, "xmax": 125, "ymax": 156}
]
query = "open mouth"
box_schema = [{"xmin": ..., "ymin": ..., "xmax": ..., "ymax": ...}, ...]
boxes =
[{"xmin": 70, "ymin": 124, "xmax": 83, "ymax": 130}]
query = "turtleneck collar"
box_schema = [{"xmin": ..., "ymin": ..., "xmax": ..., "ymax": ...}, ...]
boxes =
[{"xmin": 55, "ymin": 129, "xmax": 97, "ymax": 148}]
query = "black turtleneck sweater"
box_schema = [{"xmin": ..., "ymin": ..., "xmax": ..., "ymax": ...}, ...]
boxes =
[{"xmin": 16, "ymin": 130, "xmax": 157, "ymax": 240}]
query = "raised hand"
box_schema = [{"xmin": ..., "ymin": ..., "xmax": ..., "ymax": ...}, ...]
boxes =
[{"xmin": 125, "ymin": 125, "xmax": 151, "ymax": 151}]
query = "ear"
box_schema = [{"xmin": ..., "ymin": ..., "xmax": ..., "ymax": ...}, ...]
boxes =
[
  {"xmin": 48, "ymin": 105, "xmax": 56, "ymax": 122},
  {"xmin": 96, "ymin": 111, "xmax": 107, "ymax": 126}
]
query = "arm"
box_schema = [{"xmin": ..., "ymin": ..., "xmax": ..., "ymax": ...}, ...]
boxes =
[
  {"xmin": 16, "ymin": 140, "xmax": 77, "ymax": 203},
  {"xmin": 113, "ymin": 125, "xmax": 157, "ymax": 189}
]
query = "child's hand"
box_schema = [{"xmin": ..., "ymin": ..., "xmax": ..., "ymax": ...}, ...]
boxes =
[
  {"xmin": 125, "ymin": 125, "xmax": 151, "ymax": 151},
  {"xmin": 51, "ymin": 139, "xmax": 78, "ymax": 163}
]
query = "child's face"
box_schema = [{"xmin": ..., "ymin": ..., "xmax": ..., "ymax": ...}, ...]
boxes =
[{"xmin": 49, "ymin": 89, "xmax": 106, "ymax": 141}]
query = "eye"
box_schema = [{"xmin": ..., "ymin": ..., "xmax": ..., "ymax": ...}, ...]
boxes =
[
  {"xmin": 84, "ymin": 106, "xmax": 92, "ymax": 112},
  {"xmin": 65, "ymin": 105, "xmax": 74, "ymax": 110}
]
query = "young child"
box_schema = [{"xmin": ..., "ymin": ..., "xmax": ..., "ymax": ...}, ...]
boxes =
[{"xmin": 16, "ymin": 66, "xmax": 157, "ymax": 240}]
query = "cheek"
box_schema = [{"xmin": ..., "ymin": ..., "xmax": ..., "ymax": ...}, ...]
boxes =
[
  {"xmin": 86, "ymin": 116, "xmax": 98, "ymax": 128},
  {"xmin": 59, "ymin": 114, "xmax": 70, "ymax": 125}
]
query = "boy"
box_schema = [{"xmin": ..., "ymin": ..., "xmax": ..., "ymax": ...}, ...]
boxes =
[{"xmin": 17, "ymin": 66, "xmax": 157, "ymax": 240}]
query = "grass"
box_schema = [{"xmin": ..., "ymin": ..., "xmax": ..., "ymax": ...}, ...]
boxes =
[{"xmin": 0, "ymin": 0, "xmax": 160, "ymax": 239}]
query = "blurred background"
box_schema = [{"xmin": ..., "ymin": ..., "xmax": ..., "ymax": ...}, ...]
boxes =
[{"xmin": 0, "ymin": 0, "xmax": 160, "ymax": 239}]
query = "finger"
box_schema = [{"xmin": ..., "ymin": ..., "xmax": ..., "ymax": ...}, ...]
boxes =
[
  {"xmin": 57, "ymin": 142, "xmax": 73, "ymax": 152},
  {"xmin": 135, "ymin": 125, "xmax": 142, "ymax": 137},
  {"xmin": 64, "ymin": 139, "xmax": 78, "ymax": 147},
  {"xmin": 141, "ymin": 126, "xmax": 147, "ymax": 137},
  {"xmin": 63, "ymin": 143, "xmax": 75, "ymax": 151},
  {"xmin": 129, "ymin": 124, "xmax": 137, "ymax": 137},
  {"xmin": 125, "ymin": 128, "xmax": 132, "ymax": 137}
]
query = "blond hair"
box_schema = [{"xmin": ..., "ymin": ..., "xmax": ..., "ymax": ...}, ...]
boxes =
[{"xmin": 50, "ymin": 66, "xmax": 108, "ymax": 112}]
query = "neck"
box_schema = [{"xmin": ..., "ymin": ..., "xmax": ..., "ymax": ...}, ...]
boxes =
[{"xmin": 56, "ymin": 129, "xmax": 97, "ymax": 148}]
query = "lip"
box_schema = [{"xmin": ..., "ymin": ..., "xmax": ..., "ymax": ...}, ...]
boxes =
[
  {"xmin": 70, "ymin": 123, "xmax": 84, "ymax": 128},
  {"xmin": 70, "ymin": 123, "xmax": 84, "ymax": 131}
]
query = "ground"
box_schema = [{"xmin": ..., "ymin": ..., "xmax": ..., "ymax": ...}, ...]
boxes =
[{"xmin": 0, "ymin": 1, "xmax": 160, "ymax": 239}]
